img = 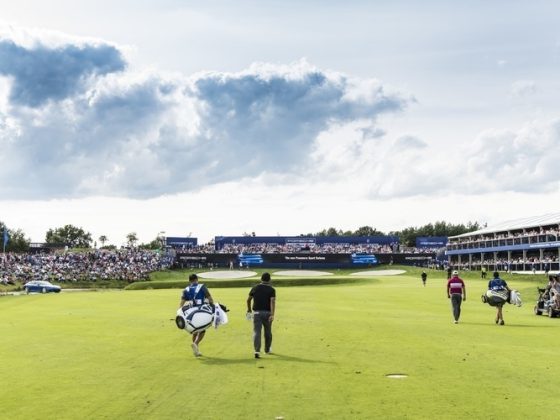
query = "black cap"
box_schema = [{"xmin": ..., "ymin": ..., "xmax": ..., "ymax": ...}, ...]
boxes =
[{"xmin": 189, "ymin": 273, "xmax": 198, "ymax": 281}]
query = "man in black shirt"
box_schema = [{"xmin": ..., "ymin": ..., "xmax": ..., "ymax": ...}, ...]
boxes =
[{"xmin": 247, "ymin": 272, "xmax": 276, "ymax": 359}]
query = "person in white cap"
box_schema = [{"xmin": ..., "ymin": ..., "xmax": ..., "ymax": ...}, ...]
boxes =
[{"xmin": 446, "ymin": 270, "xmax": 466, "ymax": 323}]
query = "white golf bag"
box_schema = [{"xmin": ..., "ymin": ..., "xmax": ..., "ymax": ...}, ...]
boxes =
[
  {"xmin": 175, "ymin": 304, "xmax": 215, "ymax": 334},
  {"xmin": 175, "ymin": 302, "xmax": 229, "ymax": 334}
]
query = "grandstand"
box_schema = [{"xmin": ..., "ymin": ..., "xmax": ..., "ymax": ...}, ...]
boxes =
[
  {"xmin": 446, "ymin": 213, "xmax": 560, "ymax": 272},
  {"xmin": 214, "ymin": 235, "xmax": 398, "ymax": 253},
  {"xmin": 174, "ymin": 235, "xmax": 436, "ymax": 269},
  {"xmin": 0, "ymin": 249, "xmax": 174, "ymax": 284}
]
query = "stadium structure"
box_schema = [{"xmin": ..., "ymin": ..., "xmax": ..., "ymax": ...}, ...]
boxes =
[
  {"xmin": 168, "ymin": 235, "xmax": 437, "ymax": 269},
  {"xmin": 446, "ymin": 213, "xmax": 560, "ymax": 272}
]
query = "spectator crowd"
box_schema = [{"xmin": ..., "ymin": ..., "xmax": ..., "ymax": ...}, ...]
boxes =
[
  {"xmin": 448, "ymin": 227, "xmax": 560, "ymax": 251},
  {"xmin": 0, "ymin": 249, "xmax": 173, "ymax": 285},
  {"xmin": 175, "ymin": 242, "xmax": 440, "ymax": 254},
  {"xmin": 0, "ymin": 241, "xmax": 440, "ymax": 287}
]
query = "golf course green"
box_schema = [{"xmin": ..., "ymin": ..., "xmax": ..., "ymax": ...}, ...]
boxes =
[{"xmin": 1, "ymin": 267, "xmax": 558, "ymax": 419}]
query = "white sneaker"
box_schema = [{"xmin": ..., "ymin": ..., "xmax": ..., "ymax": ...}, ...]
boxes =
[{"xmin": 191, "ymin": 343, "xmax": 200, "ymax": 356}]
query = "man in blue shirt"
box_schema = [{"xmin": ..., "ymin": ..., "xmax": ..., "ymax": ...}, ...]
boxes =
[
  {"xmin": 179, "ymin": 274, "xmax": 214, "ymax": 356},
  {"xmin": 488, "ymin": 271, "xmax": 510, "ymax": 325}
]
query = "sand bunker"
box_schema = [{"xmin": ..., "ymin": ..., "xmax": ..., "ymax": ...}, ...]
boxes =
[
  {"xmin": 351, "ymin": 269, "xmax": 406, "ymax": 276},
  {"xmin": 273, "ymin": 270, "xmax": 333, "ymax": 277},
  {"xmin": 197, "ymin": 270, "xmax": 258, "ymax": 279}
]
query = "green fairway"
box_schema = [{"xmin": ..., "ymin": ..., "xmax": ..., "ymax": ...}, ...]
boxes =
[{"xmin": 2, "ymin": 268, "xmax": 559, "ymax": 419}]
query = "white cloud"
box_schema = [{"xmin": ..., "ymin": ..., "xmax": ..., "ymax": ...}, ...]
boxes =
[
  {"xmin": 393, "ymin": 135, "xmax": 427, "ymax": 150},
  {"xmin": 464, "ymin": 119, "xmax": 560, "ymax": 193},
  {"xmin": 511, "ymin": 80, "xmax": 537, "ymax": 98},
  {"xmin": 0, "ymin": 36, "xmax": 125, "ymax": 107},
  {"xmin": 0, "ymin": 29, "xmax": 410, "ymax": 199},
  {"xmin": 1, "ymin": 17, "xmax": 560, "ymax": 245},
  {"xmin": 5, "ymin": 181, "xmax": 560, "ymax": 245},
  {"xmin": 305, "ymin": 116, "xmax": 560, "ymax": 200}
]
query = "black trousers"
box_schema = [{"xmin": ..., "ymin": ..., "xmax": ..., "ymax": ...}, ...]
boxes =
[
  {"xmin": 451, "ymin": 294, "xmax": 462, "ymax": 321},
  {"xmin": 253, "ymin": 311, "xmax": 273, "ymax": 352}
]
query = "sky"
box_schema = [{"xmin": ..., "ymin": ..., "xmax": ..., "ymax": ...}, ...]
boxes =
[{"xmin": 1, "ymin": 0, "xmax": 560, "ymax": 246}]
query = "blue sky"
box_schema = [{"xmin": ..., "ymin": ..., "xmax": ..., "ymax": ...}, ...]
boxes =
[{"xmin": 1, "ymin": 0, "xmax": 560, "ymax": 245}]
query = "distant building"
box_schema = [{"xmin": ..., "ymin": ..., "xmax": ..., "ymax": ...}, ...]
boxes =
[{"xmin": 446, "ymin": 213, "xmax": 560, "ymax": 272}]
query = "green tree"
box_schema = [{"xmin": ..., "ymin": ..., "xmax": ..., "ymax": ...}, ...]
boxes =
[
  {"xmin": 306, "ymin": 221, "xmax": 480, "ymax": 244},
  {"xmin": 45, "ymin": 224, "xmax": 93, "ymax": 248},
  {"xmin": 0, "ymin": 222, "xmax": 30, "ymax": 252},
  {"xmin": 139, "ymin": 238, "xmax": 161, "ymax": 250},
  {"xmin": 353, "ymin": 226, "xmax": 385, "ymax": 236},
  {"xmin": 316, "ymin": 227, "xmax": 342, "ymax": 236},
  {"xmin": 391, "ymin": 221, "xmax": 482, "ymax": 246},
  {"xmin": 139, "ymin": 232, "xmax": 166, "ymax": 250},
  {"xmin": 308, "ymin": 226, "xmax": 385, "ymax": 237},
  {"xmin": 98, "ymin": 235, "xmax": 108, "ymax": 248},
  {"xmin": 126, "ymin": 232, "xmax": 138, "ymax": 247}
]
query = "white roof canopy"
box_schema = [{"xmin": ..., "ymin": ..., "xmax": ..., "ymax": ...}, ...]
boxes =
[{"xmin": 450, "ymin": 212, "xmax": 560, "ymax": 239}]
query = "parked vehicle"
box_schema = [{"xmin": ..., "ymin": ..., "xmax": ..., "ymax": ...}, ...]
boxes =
[
  {"xmin": 24, "ymin": 280, "xmax": 61, "ymax": 294},
  {"xmin": 534, "ymin": 287, "xmax": 560, "ymax": 318}
]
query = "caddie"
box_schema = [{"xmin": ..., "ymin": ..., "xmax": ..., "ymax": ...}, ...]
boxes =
[
  {"xmin": 487, "ymin": 271, "xmax": 510, "ymax": 325},
  {"xmin": 179, "ymin": 273, "xmax": 214, "ymax": 357}
]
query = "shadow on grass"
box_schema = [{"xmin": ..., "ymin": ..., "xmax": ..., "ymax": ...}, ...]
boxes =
[
  {"xmin": 199, "ymin": 353, "xmax": 334, "ymax": 366},
  {"xmin": 456, "ymin": 321, "xmax": 558, "ymax": 328}
]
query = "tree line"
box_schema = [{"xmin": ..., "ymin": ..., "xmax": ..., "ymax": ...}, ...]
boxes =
[
  {"xmin": 304, "ymin": 221, "xmax": 483, "ymax": 246},
  {"xmin": 1, "ymin": 220, "xmax": 483, "ymax": 252},
  {"xmin": 0, "ymin": 222, "xmax": 164, "ymax": 252}
]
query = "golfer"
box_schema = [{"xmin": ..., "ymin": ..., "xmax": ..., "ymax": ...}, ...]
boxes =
[
  {"xmin": 179, "ymin": 273, "xmax": 214, "ymax": 357},
  {"xmin": 421, "ymin": 271, "xmax": 427, "ymax": 286},
  {"xmin": 488, "ymin": 271, "xmax": 510, "ymax": 325},
  {"xmin": 247, "ymin": 272, "xmax": 276, "ymax": 359},
  {"xmin": 447, "ymin": 270, "xmax": 466, "ymax": 324}
]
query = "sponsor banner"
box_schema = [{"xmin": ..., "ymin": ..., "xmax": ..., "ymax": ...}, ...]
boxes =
[
  {"xmin": 285, "ymin": 238, "xmax": 317, "ymax": 245},
  {"xmin": 529, "ymin": 241, "xmax": 560, "ymax": 249},
  {"xmin": 375, "ymin": 254, "xmax": 434, "ymax": 264},
  {"xmin": 166, "ymin": 237, "xmax": 198, "ymax": 247},
  {"xmin": 416, "ymin": 236, "xmax": 448, "ymax": 247},
  {"xmin": 249, "ymin": 254, "xmax": 351, "ymax": 265},
  {"xmin": 175, "ymin": 252, "xmax": 433, "ymax": 268},
  {"xmin": 177, "ymin": 255, "xmax": 208, "ymax": 262}
]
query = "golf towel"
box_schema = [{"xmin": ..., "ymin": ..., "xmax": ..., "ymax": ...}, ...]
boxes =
[
  {"xmin": 213, "ymin": 302, "xmax": 229, "ymax": 328},
  {"xmin": 509, "ymin": 290, "xmax": 522, "ymax": 307}
]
